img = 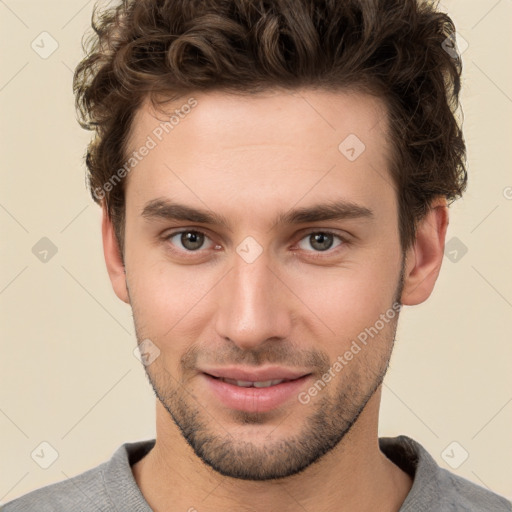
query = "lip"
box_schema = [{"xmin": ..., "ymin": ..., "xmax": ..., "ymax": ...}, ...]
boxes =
[
  {"xmin": 200, "ymin": 366, "xmax": 310, "ymax": 382},
  {"xmin": 201, "ymin": 371, "xmax": 312, "ymax": 413}
]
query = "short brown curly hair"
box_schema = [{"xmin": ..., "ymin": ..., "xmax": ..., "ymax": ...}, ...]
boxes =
[{"xmin": 73, "ymin": 0, "xmax": 467, "ymax": 256}]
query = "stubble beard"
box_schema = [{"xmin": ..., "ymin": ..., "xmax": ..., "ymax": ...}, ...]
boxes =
[{"xmin": 132, "ymin": 260, "xmax": 405, "ymax": 480}]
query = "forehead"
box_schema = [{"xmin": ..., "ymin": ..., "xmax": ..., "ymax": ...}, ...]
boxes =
[
  {"xmin": 124, "ymin": 89, "xmax": 396, "ymax": 224},
  {"xmin": 129, "ymin": 88, "xmax": 390, "ymax": 153}
]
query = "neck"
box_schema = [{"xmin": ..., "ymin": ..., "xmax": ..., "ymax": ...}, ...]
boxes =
[{"xmin": 132, "ymin": 388, "xmax": 413, "ymax": 512}]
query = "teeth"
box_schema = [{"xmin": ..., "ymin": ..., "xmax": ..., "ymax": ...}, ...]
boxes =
[
  {"xmin": 223, "ymin": 379, "xmax": 253, "ymax": 387},
  {"xmin": 254, "ymin": 379, "xmax": 285, "ymax": 388},
  {"xmin": 221, "ymin": 378, "xmax": 286, "ymax": 388}
]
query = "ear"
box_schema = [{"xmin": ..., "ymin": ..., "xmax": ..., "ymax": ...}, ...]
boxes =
[
  {"xmin": 401, "ymin": 197, "xmax": 449, "ymax": 305},
  {"xmin": 101, "ymin": 203, "xmax": 130, "ymax": 304}
]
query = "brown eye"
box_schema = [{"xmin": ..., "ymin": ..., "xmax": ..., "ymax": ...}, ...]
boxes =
[
  {"xmin": 298, "ymin": 232, "xmax": 343, "ymax": 252},
  {"xmin": 310, "ymin": 233, "xmax": 333, "ymax": 251},
  {"xmin": 166, "ymin": 230, "xmax": 212, "ymax": 251},
  {"xmin": 180, "ymin": 231, "xmax": 204, "ymax": 250}
]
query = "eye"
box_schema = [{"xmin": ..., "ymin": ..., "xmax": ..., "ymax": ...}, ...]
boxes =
[
  {"xmin": 297, "ymin": 231, "xmax": 345, "ymax": 253},
  {"xmin": 165, "ymin": 230, "xmax": 216, "ymax": 252}
]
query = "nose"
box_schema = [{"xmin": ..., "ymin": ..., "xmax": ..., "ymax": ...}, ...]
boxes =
[{"xmin": 213, "ymin": 252, "xmax": 293, "ymax": 351}]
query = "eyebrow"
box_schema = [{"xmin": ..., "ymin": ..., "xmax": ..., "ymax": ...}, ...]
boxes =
[
  {"xmin": 141, "ymin": 197, "xmax": 374, "ymax": 230},
  {"xmin": 142, "ymin": 199, "xmax": 232, "ymax": 229},
  {"xmin": 273, "ymin": 200, "xmax": 374, "ymax": 229}
]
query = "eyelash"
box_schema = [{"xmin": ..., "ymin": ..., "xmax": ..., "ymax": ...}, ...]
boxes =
[{"xmin": 162, "ymin": 229, "xmax": 349, "ymax": 260}]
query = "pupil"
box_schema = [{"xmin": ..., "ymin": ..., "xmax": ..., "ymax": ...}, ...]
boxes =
[
  {"xmin": 182, "ymin": 231, "xmax": 203, "ymax": 250},
  {"xmin": 311, "ymin": 233, "xmax": 333, "ymax": 251}
]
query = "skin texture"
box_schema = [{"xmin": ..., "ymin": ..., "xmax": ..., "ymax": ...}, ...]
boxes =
[{"xmin": 102, "ymin": 89, "xmax": 448, "ymax": 511}]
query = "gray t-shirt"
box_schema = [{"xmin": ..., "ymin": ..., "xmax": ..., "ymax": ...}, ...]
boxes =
[{"xmin": 2, "ymin": 435, "xmax": 510, "ymax": 511}]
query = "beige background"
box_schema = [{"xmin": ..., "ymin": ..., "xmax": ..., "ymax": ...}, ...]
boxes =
[{"xmin": 1, "ymin": 0, "xmax": 511, "ymax": 505}]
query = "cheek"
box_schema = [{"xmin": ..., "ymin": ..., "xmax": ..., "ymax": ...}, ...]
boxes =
[
  {"xmin": 127, "ymin": 253, "xmax": 220, "ymax": 340},
  {"xmin": 128, "ymin": 264, "xmax": 214, "ymax": 378},
  {"xmin": 285, "ymin": 256, "xmax": 400, "ymax": 343}
]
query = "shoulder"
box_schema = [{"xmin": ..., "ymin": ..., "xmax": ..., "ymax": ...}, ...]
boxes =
[
  {"xmin": 1, "ymin": 462, "xmax": 111, "ymax": 512},
  {"xmin": 435, "ymin": 466, "xmax": 512, "ymax": 512},
  {"xmin": 1, "ymin": 440, "xmax": 154, "ymax": 512},
  {"xmin": 380, "ymin": 435, "xmax": 512, "ymax": 512}
]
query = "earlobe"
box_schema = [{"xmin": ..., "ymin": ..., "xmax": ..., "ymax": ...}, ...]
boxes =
[
  {"xmin": 400, "ymin": 197, "xmax": 449, "ymax": 306},
  {"xmin": 101, "ymin": 203, "xmax": 130, "ymax": 304}
]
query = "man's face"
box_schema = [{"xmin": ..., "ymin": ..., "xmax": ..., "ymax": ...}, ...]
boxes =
[{"xmin": 121, "ymin": 89, "xmax": 404, "ymax": 480}]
